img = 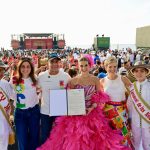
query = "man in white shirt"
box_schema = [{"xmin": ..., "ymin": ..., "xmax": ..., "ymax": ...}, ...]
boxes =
[
  {"xmin": 136, "ymin": 51, "xmax": 141, "ymax": 62},
  {"xmin": 106, "ymin": 50, "xmax": 111, "ymax": 59},
  {"xmin": 38, "ymin": 53, "xmax": 70, "ymax": 145},
  {"xmin": 129, "ymin": 52, "xmax": 134, "ymax": 66}
]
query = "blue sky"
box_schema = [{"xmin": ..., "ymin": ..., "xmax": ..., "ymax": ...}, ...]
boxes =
[{"xmin": 0, "ymin": 0, "xmax": 150, "ymax": 49}]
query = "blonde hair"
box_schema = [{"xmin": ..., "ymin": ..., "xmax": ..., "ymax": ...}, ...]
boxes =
[{"xmin": 104, "ymin": 56, "xmax": 117, "ymax": 67}]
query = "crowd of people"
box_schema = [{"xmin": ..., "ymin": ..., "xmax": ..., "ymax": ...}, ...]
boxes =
[{"xmin": 0, "ymin": 47, "xmax": 149, "ymax": 150}]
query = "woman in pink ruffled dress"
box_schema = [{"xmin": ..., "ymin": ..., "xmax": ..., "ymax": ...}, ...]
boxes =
[{"xmin": 37, "ymin": 56, "xmax": 131, "ymax": 150}]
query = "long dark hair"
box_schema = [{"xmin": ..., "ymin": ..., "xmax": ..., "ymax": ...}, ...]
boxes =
[{"xmin": 16, "ymin": 58, "xmax": 37, "ymax": 85}]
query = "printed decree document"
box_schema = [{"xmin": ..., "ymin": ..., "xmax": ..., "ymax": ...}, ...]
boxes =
[
  {"xmin": 49, "ymin": 89, "xmax": 85, "ymax": 116},
  {"xmin": 67, "ymin": 89, "xmax": 86, "ymax": 115},
  {"xmin": 50, "ymin": 89, "xmax": 67, "ymax": 116}
]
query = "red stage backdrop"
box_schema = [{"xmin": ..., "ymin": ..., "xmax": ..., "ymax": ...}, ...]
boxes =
[{"xmin": 25, "ymin": 39, "xmax": 53, "ymax": 49}]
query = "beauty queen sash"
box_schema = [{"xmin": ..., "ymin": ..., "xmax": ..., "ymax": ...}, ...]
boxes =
[
  {"xmin": 130, "ymin": 83, "xmax": 150, "ymax": 124},
  {"xmin": 0, "ymin": 87, "xmax": 11, "ymax": 115}
]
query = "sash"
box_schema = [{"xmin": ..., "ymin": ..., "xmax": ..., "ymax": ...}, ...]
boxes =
[
  {"xmin": 0, "ymin": 87, "xmax": 11, "ymax": 115},
  {"xmin": 106, "ymin": 100, "xmax": 126, "ymax": 106},
  {"xmin": 130, "ymin": 83, "xmax": 150, "ymax": 124},
  {"xmin": 0, "ymin": 102, "xmax": 15, "ymax": 145},
  {"xmin": 0, "ymin": 87, "xmax": 15, "ymax": 145},
  {"xmin": 0, "ymin": 103, "xmax": 11, "ymax": 127}
]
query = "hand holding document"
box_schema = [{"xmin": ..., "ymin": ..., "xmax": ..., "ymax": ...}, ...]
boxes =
[{"xmin": 49, "ymin": 89, "xmax": 86, "ymax": 116}]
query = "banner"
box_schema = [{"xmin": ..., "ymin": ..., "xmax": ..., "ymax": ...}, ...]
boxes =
[{"xmin": 97, "ymin": 37, "xmax": 110, "ymax": 48}]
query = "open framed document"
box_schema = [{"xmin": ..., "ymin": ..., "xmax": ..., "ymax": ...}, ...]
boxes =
[{"xmin": 49, "ymin": 89, "xmax": 86, "ymax": 116}]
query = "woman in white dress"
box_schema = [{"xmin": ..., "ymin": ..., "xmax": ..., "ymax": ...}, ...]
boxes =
[{"xmin": 100, "ymin": 56, "xmax": 132, "ymax": 148}]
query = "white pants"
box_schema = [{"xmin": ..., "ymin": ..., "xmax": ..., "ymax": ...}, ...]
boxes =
[
  {"xmin": 0, "ymin": 111, "xmax": 9, "ymax": 150},
  {"xmin": 0, "ymin": 134, "xmax": 9, "ymax": 150},
  {"xmin": 132, "ymin": 124, "xmax": 150, "ymax": 150}
]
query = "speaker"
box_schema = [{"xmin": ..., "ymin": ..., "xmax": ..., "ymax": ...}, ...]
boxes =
[{"xmin": 20, "ymin": 37, "xmax": 24, "ymax": 49}]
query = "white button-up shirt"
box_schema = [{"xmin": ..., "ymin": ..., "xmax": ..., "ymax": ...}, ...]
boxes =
[{"xmin": 127, "ymin": 79, "xmax": 150, "ymax": 128}]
